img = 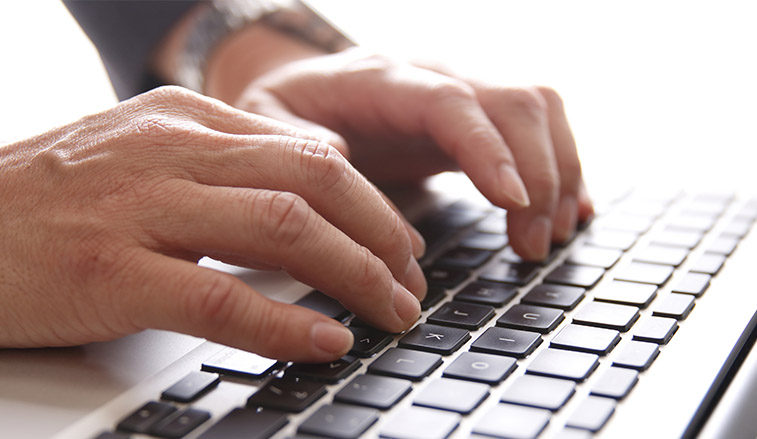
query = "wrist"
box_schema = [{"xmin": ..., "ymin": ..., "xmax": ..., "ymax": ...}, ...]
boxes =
[
  {"xmin": 204, "ymin": 22, "xmax": 325, "ymax": 104},
  {"xmin": 155, "ymin": 0, "xmax": 354, "ymax": 105}
]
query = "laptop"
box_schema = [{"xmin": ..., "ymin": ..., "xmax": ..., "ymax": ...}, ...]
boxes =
[{"xmin": 2, "ymin": 2, "xmax": 757, "ymax": 439}]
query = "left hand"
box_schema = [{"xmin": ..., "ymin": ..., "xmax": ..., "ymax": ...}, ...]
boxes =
[{"xmin": 232, "ymin": 48, "xmax": 593, "ymax": 260}]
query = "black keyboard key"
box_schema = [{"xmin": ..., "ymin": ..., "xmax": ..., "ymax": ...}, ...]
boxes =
[
  {"xmin": 633, "ymin": 316, "xmax": 678, "ymax": 344},
  {"xmin": 380, "ymin": 406, "xmax": 461, "ymax": 439},
  {"xmin": 413, "ymin": 377, "xmax": 490, "ymax": 414},
  {"xmin": 347, "ymin": 326, "xmax": 393, "ymax": 357},
  {"xmin": 460, "ymin": 231, "xmax": 509, "ymax": 251},
  {"xmin": 420, "ymin": 287, "xmax": 446, "ymax": 311},
  {"xmin": 590, "ymin": 367, "xmax": 639, "ymax": 400},
  {"xmin": 197, "ymin": 408, "xmax": 287, "ymax": 439},
  {"xmin": 150, "ymin": 408, "xmax": 211, "ymax": 439},
  {"xmin": 334, "ymin": 374, "xmax": 412, "ymax": 410},
  {"xmin": 161, "ymin": 371, "xmax": 219, "ymax": 403},
  {"xmin": 286, "ymin": 356, "xmax": 361, "ymax": 383},
  {"xmin": 497, "ymin": 304, "xmax": 564, "ymax": 334},
  {"xmin": 427, "ymin": 301, "xmax": 495, "ymax": 330},
  {"xmin": 653, "ymin": 293, "xmax": 695, "ymax": 320},
  {"xmin": 455, "ymin": 280, "xmax": 518, "ymax": 307},
  {"xmin": 247, "ymin": 377, "xmax": 327, "ymax": 412},
  {"xmin": 522, "ymin": 284, "xmax": 585, "ymax": 310},
  {"xmin": 500, "ymin": 245, "xmax": 560, "ymax": 266},
  {"xmin": 613, "ymin": 340, "xmax": 660, "ymax": 371},
  {"xmin": 545, "ymin": 265, "xmax": 605, "ymax": 289},
  {"xmin": 117, "ymin": 401, "xmax": 176, "ymax": 434},
  {"xmin": 565, "ymin": 396, "xmax": 616, "ymax": 432},
  {"xmin": 671, "ymin": 272, "xmax": 711, "ymax": 297},
  {"xmin": 424, "ymin": 266, "xmax": 469, "ymax": 289},
  {"xmin": 368, "ymin": 348, "xmax": 443, "ymax": 381},
  {"xmin": 95, "ymin": 433, "xmax": 131, "ymax": 439},
  {"xmin": 614, "ymin": 262, "xmax": 674, "ymax": 286},
  {"xmin": 527, "ymin": 348, "xmax": 599, "ymax": 382},
  {"xmin": 633, "ymin": 244, "xmax": 689, "ymax": 266},
  {"xmin": 500, "ymin": 375, "xmax": 576, "ymax": 411},
  {"xmin": 593, "ymin": 281, "xmax": 657, "ymax": 308},
  {"xmin": 398, "ymin": 323, "xmax": 470, "ymax": 355},
  {"xmin": 550, "ymin": 324, "xmax": 620, "ymax": 355},
  {"xmin": 573, "ymin": 301, "xmax": 640, "ymax": 332},
  {"xmin": 436, "ymin": 247, "xmax": 493, "ymax": 269},
  {"xmin": 691, "ymin": 253, "xmax": 727, "ymax": 275},
  {"xmin": 298, "ymin": 404, "xmax": 378, "ymax": 439},
  {"xmin": 473, "ymin": 403, "xmax": 551, "ymax": 439},
  {"xmin": 566, "ymin": 246, "xmax": 622, "ymax": 268},
  {"xmin": 295, "ymin": 290, "xmax": 351, "ymax": 321},
  {"xmin": 585, "ymin": 229, "xmax": 638, "ymax": 250},
  {"xmin": 443, "ymin": 352, "xmax": 517, "ymax": 384},
  {"xmin": 201, "ymin": 348, "xmax": 278, "ymax": 379},
  {"xmin": 471, "ymin": 327, "xmax": 542, "ymax": 358},
  {"xmin": 480, "ymin": 261, "xmax": 540, "ymax": 286}
]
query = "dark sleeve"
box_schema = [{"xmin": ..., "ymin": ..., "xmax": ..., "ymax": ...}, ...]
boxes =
[{"xmin": 63, "ymin": 0, "xmax": 200, "ymax": 101}]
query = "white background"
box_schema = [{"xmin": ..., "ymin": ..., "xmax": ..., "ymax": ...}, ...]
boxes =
[{"xmin": 2, "ymin": 1, "xmax": 757, "ymax": 194}]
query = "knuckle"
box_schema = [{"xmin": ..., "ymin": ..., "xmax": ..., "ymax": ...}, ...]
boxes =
[
  {"xmin": 502, "ymin": 87, "xmax": 548, "ymax": 122},
  {"xmin": 184, "ymin": 272, "xmax": 241, "ymax": 328},
  {"xmin": 428, "ymin": 79, "xmax": 477, "ymax": 105},
  {"xmin": 66, "ymin": 232, "xmax": 125, "ymax": 288},
  {"xmin": 353, "ymin": 245, "xmax": 391, "ymax": 295},
  {"xmin": 536, "ymin": 85, "xmax": 565, "ymax": 109},
  {"xmin": 133, "ymin": 115, "xmax": 194, "ymax": 146},
  {"xmin": 529, "ymin": 170, "xmax": 560, "ymax": 202},
  {"xmin": 142, "ymin": 85, "xmax": 197, "ymax": 104},
  {"xmin": 293, "ymin": 139, "xmax": 353, "ymax": 195},
  {"xmin": 376, "ymin": 213, "xmax": 413, "ymax": 261},
  {"xmin": 258, "ymin": 191, "xmax": 312, "ymax": 248}
]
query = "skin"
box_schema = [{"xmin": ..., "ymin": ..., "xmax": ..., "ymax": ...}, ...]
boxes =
[{"xmin": 0, "ymin": 10, "xmax": 593, "ymax": 363}]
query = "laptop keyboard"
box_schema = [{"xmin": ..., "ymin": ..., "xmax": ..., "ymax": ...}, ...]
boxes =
[{"xmin": 98, "ymin": 190, "xmax": 757, "ymax": 439}]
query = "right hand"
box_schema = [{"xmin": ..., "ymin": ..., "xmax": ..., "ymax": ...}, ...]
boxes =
[{"xmin": 0, "ymin": 86, "xmax": 425, "ymax": 362}]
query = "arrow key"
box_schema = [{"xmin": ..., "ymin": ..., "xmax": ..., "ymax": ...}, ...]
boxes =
[
  {"xmin": 247, "ymin": 377, "xmax": 327, "ymax": 413},
  {"xmin": 347, "ymin": 326, "xmax": 393, "ymax": 358},
  {"xmin": 286, "ymin": 355, "xmax": 361, "ymax": 384}
]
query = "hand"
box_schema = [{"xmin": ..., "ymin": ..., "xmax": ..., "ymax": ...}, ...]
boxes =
[
  {"xmin": 232, "ymin": 48, "xmax": 594, "ymax": 260},
  {"xmin": 0, "ymin": 86, "xmax": 426, "ymax": 362}
]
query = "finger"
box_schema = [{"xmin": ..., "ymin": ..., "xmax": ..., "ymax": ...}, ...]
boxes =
[
  {"xmin": 477, "ymin": 86, "xmax": 560, "ymax": 260},
  {"xmin": 237, "ymin": 88, "xmax": 351, "ymax": 158},
  {"xmin": 120, "ymin": 249, "xmax": 355, "ymax": 362},
  {"xmin": 375, "ymin": 68, "xmax": 530, "ymax": 210},
  {"xmin": 170, "ymin": 135, "xmax": 426, "ymax": 299},
  {"xmin": 537, "ymin": 86, "xmax": 592, "ymax": 242},
  {"xmin": 373, "ymin": 184, "xmax": 426, "ymax": 259},
  {"xmin": 142, "ymin": 184, "xmax": 421, "ymax": 333}
]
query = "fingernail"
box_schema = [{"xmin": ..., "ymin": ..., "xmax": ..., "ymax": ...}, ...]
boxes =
[
  {"xmin": 311, "ymin": 321, "xmax": 354, "ymax": 356},
  {"xmin": 553, "ymin": 196, "xmax": 578, "ymax": 242},
  {"xmin": 499, "ymin": 164, "xmax": 531, "ymax": 208},
  {"xmin": 404, "ymin": 256, "xmax": 427, "ymax": 300},
  {"xmin": 527, "ymin": 215, "xmax": 552, "ymax": 260},
  {"xmin": 393, "ymin": 281, "xmax": 421, "ymax": 324}
]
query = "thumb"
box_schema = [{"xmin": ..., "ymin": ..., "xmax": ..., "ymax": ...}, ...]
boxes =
[{"xmin": 124, "ymin": 251, "xmax": 354, "ymax": 362}]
